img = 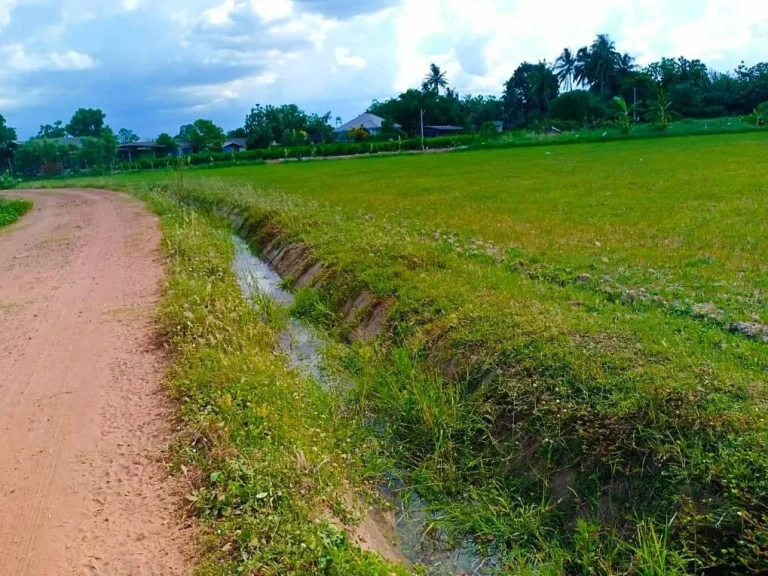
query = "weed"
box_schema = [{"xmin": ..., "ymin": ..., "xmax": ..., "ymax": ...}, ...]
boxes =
[{"xmin": 0, "ymin": 198, "xmax": 32, "ymax": 228}]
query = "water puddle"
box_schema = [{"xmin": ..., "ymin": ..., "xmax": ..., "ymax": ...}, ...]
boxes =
[{"xmin": 232, "ymin": 235, "xmax": 494, "ymax": 575}]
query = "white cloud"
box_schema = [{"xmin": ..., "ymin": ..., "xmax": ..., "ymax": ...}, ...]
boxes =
[
  {"xmin": 268, "ymin": 12, "xmax": 336, "ymax": 49},
  {"xmin": 250, "ymin": 0, "xmax": 292, "ymax": 22},
  {"xmin": 0, "ymin": 44, "xmax": 98, "ymax": 72},
  {"xmin": 202, "ymin": 0, "xmax": 237, "ymax": 26},
  {"xmin": 669, "ymin": 0, "xmax": 768, "ymax": 63},
  {"xmin": 50, "ymin": 50, "xmax": 98, "ymax": 70},
  {"xmin": 335, "ymin": 47, "xmax": 365, "ymax": 69}
]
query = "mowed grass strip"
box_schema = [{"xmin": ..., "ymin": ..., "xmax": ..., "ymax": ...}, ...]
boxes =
[
  {"xmin": 0, "ymin": 198, "xmax": 32, "ymax": 228},
  {"xmin": 36, "ymin": 132, "xmax": 768, "ymax": 572}
]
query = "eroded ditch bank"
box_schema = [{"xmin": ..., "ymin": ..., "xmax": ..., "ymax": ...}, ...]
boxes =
[{"xmin": 232, "ymin": 234, "xmax": 492, "ymax": 575}]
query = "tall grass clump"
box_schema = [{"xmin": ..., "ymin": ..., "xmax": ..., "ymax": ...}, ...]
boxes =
[{"xmin": 0, "ymin": 197, "xmax": 32, "ymax": 228}]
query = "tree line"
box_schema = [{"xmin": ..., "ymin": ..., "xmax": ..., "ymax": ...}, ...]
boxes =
[{"xmin": 2, "ymin": 32, "xmax": 768, "ymax": 175}]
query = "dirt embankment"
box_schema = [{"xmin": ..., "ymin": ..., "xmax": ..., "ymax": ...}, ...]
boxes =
[{"xmin": 0, "ymin": 189, "xmax": 192, "ymax": 575}]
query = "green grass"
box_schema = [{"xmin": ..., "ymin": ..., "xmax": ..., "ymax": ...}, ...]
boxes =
[
  {"xmin": 0, "ymin": 198, "xmax": 32, "ymax": 228},
  {"xmin": 37, "ymin": 131, "xmax": 768, "ymax": 573},
  {"xmin": 138, "ymin": 192, "xmax": 407, "ymax": 575}
]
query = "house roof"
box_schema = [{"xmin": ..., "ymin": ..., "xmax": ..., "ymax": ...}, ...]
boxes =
[
  {"xmin": 117, "ymin": 141, "xmax": 164, "ymax": 150},
  {"xmin": 334, "ymin": 113, "xmax": 401, "ymax": 133},
  {"xmin": 424, "ymin": 125, "xmax": 463, "ymax": 131},
  {"xmin": 223, "ymin": 138, "xmax": 247, "ymax": 148}
]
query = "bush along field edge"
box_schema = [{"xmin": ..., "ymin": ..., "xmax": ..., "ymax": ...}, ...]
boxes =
[
  {"xmin": 137, "ymin": 189, "xmax": 410, "ymax": 575},
  {"xmin": 36, "ymin": 178, "xmax": 768, "ymax": 574}
]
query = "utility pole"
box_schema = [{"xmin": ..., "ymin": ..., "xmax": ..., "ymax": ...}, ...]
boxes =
[
  {"xmin": 633, "ymin": 87, "xmax": 638, "ymax": 122},
  {"xmin": 420, "ymin": 108, "xmax": 425, "ymax": 150}
]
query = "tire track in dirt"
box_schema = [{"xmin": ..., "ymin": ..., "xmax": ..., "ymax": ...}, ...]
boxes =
[{"xmin": 0, "ymin": 189, "xmax": 192, "ymax": 576}]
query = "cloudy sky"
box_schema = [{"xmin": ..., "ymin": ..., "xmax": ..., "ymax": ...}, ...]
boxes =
[{"xmin": 2, "ymin": 0, "xmax": 767, "ymax": 139}]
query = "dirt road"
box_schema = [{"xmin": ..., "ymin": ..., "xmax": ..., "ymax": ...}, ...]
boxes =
[{"xmin": 0, "ymin": 189, "xmax": 190, "ymax": 575}]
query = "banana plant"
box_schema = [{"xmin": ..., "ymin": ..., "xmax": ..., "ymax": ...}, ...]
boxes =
[{"xmin": 613, "ymin": 95, "xmax": 636, "ymax": 134}]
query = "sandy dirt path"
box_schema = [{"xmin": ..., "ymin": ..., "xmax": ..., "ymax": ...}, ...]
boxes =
[{"xmin": 0, "ymin": 189, "xmax": 191, "ymax": 575}]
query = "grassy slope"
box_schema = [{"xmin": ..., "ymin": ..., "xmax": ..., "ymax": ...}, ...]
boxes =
[
  {"xmin": 139, "ymin": 194, "xmax": 407, "ymax": 575},
  {"xmin": 0, "ymin": 198, "xmax": 33, "ymax": 228},
  {"xmin": 38, "ymin": 132, "xmax": 768, "ymax": 573}
]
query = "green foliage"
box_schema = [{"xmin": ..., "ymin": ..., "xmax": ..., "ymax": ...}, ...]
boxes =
[
  {"xmin": 549, "ymin": 90, "xmax": 613, "ymax": 125},
  {"xmin": 187, "ymin": 118, "xmax": 225, "ymax": 153},
  {"xmin": 613, "ymin": 95, "xmax": 635, "ymax": 133},
  {"xmin": 65, "ymin": 108, "xmax": 106, "ymax": 137},
  {"xmin": 503, "ymin": 61, "xmax": 560, "ymax": 125},
  {"xmin": 36, "ymin": 120, "xmax": 66, "ymax": 139},
  {"xmin": 347, "ymin": 126, "xmax": 370, "ymax": 142},
  {"xmin": 142, "ymin": 203, "xmax": 407, "ymax": 576},
  {"xmin": 647, "ymin": 90, "xmax": 677, "ymax": 131},
  {"xmin": 117, "ymin": 128, "xmax": 140, "ymax": 144},
  {"xmin": 0, "ymin": 113, "xmax": 17, "ymax": 146},
  {"xmin": 155, "ymin": 133, "xmax": 177, "ymax": 157},
  {"xmin": 0, "ymin": 197, "xmax": 31, "ymax": 226},
  {"xmin": 422, "ymin": 63, "xmax": 449, "ymax": 94},
  {"xmin": 478, "ymin": 121, "xmax": 501, "ymax": 138},
  {"xmin": 244, "ymin": 104, "xmax": 333, "ymax": 148}
]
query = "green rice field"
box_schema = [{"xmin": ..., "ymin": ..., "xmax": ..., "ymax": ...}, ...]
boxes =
[{"xmin": 42, "ymin": 131, "xmax": 768, "ymax": 573}]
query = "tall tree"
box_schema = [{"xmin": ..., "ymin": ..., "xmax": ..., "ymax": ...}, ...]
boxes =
[
  {"xmin": 155, "ymin": 133, "xmax": 178, "ymax": 157},
  {"xmin": 589, "ymin": 34, "xmax": 619, "ymax": 97},
  {"xmin": 227, "ymin": 128, "xmax": 247, "ymax": 139},
  {"xmin": 574, "ymin": 47, "xmax": 592, "ymax": 87},
  {"xmin": 188, "ymin": 119, "xmax": 225, "ymax": 152},
  {"xmin": 36, "ymin": 121, "xmax": 66, "ymax": 139},
  {"xmin": 117, "ymin": 128, "xmax": 139, "ymax": 144},
  {"xmin": 0, "ymin": 114, "xmax": 17, "ymax": 147},
  {"xmin": 616, "ymin": 52, "xmax": 637, "ymax": 76},
  {"xmin": 529, "ymin": 61, "xmax": 560, "ymax": 111},
  {"xmin": 65, "ymin": 108, "xmax": 106, "ymax": 137},
  {"xmin": 422, "ymin": 63, "xmax": 449, "ymax": 94},
  {"xmin": 554, "ymin": 48, "xmax": 576, "ymax": 91}
]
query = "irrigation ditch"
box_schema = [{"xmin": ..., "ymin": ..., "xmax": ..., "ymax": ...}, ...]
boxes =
[{"xmin": 232, "ymin": 234, "xmax": 492, "ymax": 574}]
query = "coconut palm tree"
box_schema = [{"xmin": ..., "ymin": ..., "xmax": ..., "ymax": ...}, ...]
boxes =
[
  {"xmin": 554, "ymin": 48, "xmax": 576, "ymax": 91},
  {"xmin": 589, "ymin": 34, "xmax": 619, "ymax": 97},
  {"xmin": 574, "ymin": 47, "xmax": 592, "ymax": 87},
  {"xmin": 616, "ymin": 52, "xmax": 636, "ymax": 76},
  {"xmin": 422, "ymin": 63, "xmax": 449, "ymax": 94}
]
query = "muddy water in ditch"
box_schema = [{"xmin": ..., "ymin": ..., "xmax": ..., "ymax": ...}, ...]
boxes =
[{"xmin": 233, "ymin": 236, "xmax": 493, "ymax": 575}]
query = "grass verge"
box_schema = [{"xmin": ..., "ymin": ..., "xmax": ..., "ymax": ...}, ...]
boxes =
[
  {"xmin": 140, "ymin": 191, "xmax": 406, "ymax": 575},
  {"xmin": 0, "ymin": 198, "xmax": 33, "ymax": 228}
]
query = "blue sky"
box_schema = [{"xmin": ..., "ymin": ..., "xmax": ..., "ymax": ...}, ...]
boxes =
[{"xmin": 2, "ymin": 0, "xmax": 767, "ymax": 139}]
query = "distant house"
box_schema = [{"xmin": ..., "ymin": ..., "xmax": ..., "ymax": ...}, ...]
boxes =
[
  {"xmin": 333, "ymin": 113, "xmax": 400, "ymax": 140},
  {"xmin": 117, "ymin": 141, "xmax": 164, "ymax": 162},
  {"xmin": 171, "ymin": 140, "xmax": 194, "ymax": 157},
  {"xmin": 222, "ymin": 138, "xmax": 247, "ymax": 153},
  {"xmin": 492, "ymin": 121, "xmax": 504, "ymax": 133},
  {"xmin": 423, "ymin": 125, "xmax": 464, "ymax": 138}
]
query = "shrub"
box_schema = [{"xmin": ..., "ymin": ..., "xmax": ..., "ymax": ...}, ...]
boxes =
[
  {"xmin": 0, "ymin": 171, "xmax": 19, "ymax": 190},
  {"xmin": 478, "ymin": 121, "xmax": 501, "ymax": 138},
  {"xmin": 550, "ymin": 90, "xmax": 614, "ymax": 126}
]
